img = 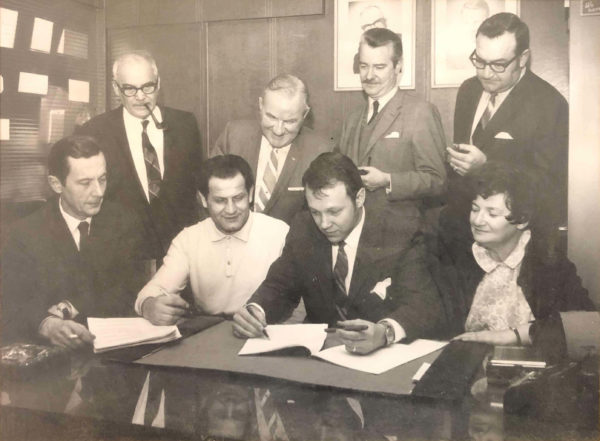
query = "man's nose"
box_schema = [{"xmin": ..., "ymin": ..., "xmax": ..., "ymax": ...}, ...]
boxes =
[
  {"xmin": 91, "ymin": 180, "xmax": 104, "ymax": 197},
  {"xmin": 479, "ymin": 64, "xmax": 495, "ymax": 78},
  {"xmin": 134, "ymin": 88, "xmax": 146, "ymax": 100},
  {"xmin": 366, "ymin": 67, "xmax": 375, "ymax": 80},
  {"xmin": 272, "ymin": 119, "xmax": 285, "ymax": 135},
  {"xmin": 224, "ymin": 199, "xmax": 236, "ymax": 213},
  {"xmin": 319, "ymin": 214, "xmax": 332, "ymax": 230}
]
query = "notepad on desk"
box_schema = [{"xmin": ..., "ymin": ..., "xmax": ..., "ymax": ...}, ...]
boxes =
[
  {"xmin": 87, "ymin": 317, "xmax": 181, "ymax": 354},
  {"xmin": 238, "ymin": 324, "xmax": 447, "ymax": 375},
  {"xmin": 489, "ymin": 345, "xmax": 546, "ymax": 369}
]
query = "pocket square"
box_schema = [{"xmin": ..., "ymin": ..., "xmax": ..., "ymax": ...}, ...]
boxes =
[
  {"xmin": 494, "ymin": 131, "xmax": 514, "ymax": 140},
  {"xmin": 384, "ymin": 131, "xmax": 400, "ymax": 139},
  {"xmin": 371, "ymin": 277, "xmax": 392, "ymax": 300},
  {"xmin": 287, "ymin": 187, "xmax": 304, "ymax": 191}
]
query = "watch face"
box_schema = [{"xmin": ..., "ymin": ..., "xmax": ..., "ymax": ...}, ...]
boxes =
[{"xmin": 384, "ymin": 324, "xmax": 395, "ymax": 345}]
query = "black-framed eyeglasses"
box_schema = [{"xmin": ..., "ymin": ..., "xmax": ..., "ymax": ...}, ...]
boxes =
[
  {"xmin": 469, "ymin": 50, "xmax": 521, "ymax": 73},
  {"xmin": 115, "ymin": 81, "xmax": 158, "ymax": 97}
]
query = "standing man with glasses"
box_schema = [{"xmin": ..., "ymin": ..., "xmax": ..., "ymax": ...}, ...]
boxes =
[
  {"xmin": 443, "ymin": 13, "xmax": 568, "ymax": 251},
  {"xmin": 211, "ymin": 74, "xmax": 332, "ymax": 225},
  {"xmin": 78, "ymin": 51, "xmax": 202, "ymax": 261}
]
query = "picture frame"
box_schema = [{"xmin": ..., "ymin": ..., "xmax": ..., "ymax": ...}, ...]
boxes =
[
  {"xmin": 431, "ymin": 0, "xmax": 520, "ymax": 88},
  {"xmin": 334, "ymin": 0, "xmax": 415, "ymax": 91}
]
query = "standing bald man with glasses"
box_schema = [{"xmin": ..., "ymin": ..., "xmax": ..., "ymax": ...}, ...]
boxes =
[
  {"xmin": 78, "ymin": 50, "xmax": 202, "ymax": 261},
  {"xmin": 442, "ymin": 13, "xmax": 568, "ymax": 253}
]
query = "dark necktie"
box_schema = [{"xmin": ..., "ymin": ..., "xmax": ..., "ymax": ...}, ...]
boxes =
[
  {"xmin": 141, "ymin": 120, "xmax": 162, "ymax": 202},
  {"xmin": 472, "ymin": 93, "xmax": 497, "ymax": 146},
  {"xmin": 368, "ymin": 100, "xmax": 379, "ymax": 125},
  {"xmin": 78, "ymin": 221, "xmax": 89, "ymax": 253},
  {"xmin": 333, "ymin": 241, "xmax": 349, "ymax": 319}
]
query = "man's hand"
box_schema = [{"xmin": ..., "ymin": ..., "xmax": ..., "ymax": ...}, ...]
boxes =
[
  {"xmin": 357, "ymin": 167, "xmax": 391, "ymax": 191},
  {"xmin": 446, "ymin": 144, "xmax": 487, "ymax": 176},
  {"xmin": 336, "ymin": 319, "xmax": 386, "ymax": 355},
  {"xmin": 232, "ymin": 305, "xmax": 266, "ymax": 339},
  {"xmin": 141, "ymin": 294, "xmax": 189, "ymax": 326},
  {"xmin": 39, "ymin": 317, "xmax": 95, "ymax": 349},
  {"xmin": 453, "ymin": 329, "xmax": 517, "ymax": 346}
]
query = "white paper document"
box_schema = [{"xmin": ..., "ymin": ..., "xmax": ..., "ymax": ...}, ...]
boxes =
[
  {"xmin": 314, "ymin": 339, "xmax": 448, "ymax": 375},
  {"xmin": 238, "ymin": 324, "xmax": 328, "ymax": 356},
  {"xmin": 87, "ymin": 317, "xmax": 181, "ymax": 354}
]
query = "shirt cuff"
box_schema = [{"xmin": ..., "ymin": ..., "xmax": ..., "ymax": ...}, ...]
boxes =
[
  {"xmin": 379, "ymin": 318, "xmax": 406, "ymax": 343},
  {"xmin": 246, "ymin": 303, "xmax": 266, "ymax": 319},
  {"xmin": 384, "ymin": 173, "xmax": 392, "ymax": 195},
  {"xmin": 135, "ymin": 289, "xmax": 167, "ymax": 316},
  {"xmin": 518, "ymin": 323, "xmax": 533, "ymax": 346}
]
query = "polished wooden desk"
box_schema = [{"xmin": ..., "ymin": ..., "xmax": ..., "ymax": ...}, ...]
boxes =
[{"xmin": 1, "ymin": 320, "xmax": 598, "ymax": 441}]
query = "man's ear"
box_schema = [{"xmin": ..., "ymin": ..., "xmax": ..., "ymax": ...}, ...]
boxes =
[
  {"xmin": 355, "ymin": 187, "xmax": 366, "ymax": 208},
  {"xmin": 516, "ymin": 221, "xmax": 529, "ymax": 231},
  {"xmin": 258, "ymin": 96, "xmax": 263, "ymax": 112},
  {"xmin": 248, "ymin": 186, "xmax": 254, "ymax": 205},
  {"xmin": 518, "ymin": 49, "xmax": 530, "ymax": 68},
  {"xmin": 111, "ymin": 80, "xmax": 120, "ymax": 97},
  {"xmin": 48, "ymin": 175, "xmax": 63, "ymax": 195},
  {"xmin": 198, "ymin": 191, "xmax": 208, "ymax": 209},
  {"xmin": 395, "ymin": 58, "xmax": 403, "ymax": 75},
  {"xmin": 156, "ymin": 76, "xmax": 161, "ymax": 91}
]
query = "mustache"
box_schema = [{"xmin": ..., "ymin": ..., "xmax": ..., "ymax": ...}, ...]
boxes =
[{"xmin": 361, "ymin": 79, "xmax": 380, "ymax": 84}]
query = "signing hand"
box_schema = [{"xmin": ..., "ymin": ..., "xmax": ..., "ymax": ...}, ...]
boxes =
[
  {"xmin": 232, "ymin": 305, "xmax": 266, "ymax": 339},
  {"xmin": 39, "ymin": 317, "xmax": 95, "ymax": 349},
  {"xmin": 336, "ymin": 319, "xmax": 386, "ymax": 355},
  {"xmin": 453, "ymin": 329, "xmax": 518, "ymax": 346},
  {"xmin": 357, "ymin": 167, "xmax": 391, "ymax": 191},
  {"xmin": 446, "ymin": 144, "xmax": 487, "ymax": 176},
  {"xmin": 141, "ymin": 293, "xmax": 190, "ymax": 326}
]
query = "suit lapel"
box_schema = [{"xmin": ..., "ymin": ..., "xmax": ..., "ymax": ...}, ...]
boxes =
[
  {"xmin": 264, "ymin": 141, "xmax": 300, "ymax": 212},
  {"xmin": 360, "ymin": 90, "xmax": 404, "ymax": 164},
  {"xmin": 47, "ymin": 199, "xmax": 83, "ymax": 268},
  {"xmin": 247, "ymin": 126, "xmax": 263, "ymax": 177}
]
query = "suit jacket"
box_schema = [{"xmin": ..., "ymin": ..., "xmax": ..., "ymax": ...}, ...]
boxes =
[
  {"xmin": 249, "ymin": 209, "xmax": 447, "ymax": 339},
  {"xmin": 338, "ymin": 90, "xmax": 447, "ymax": 238},
  {"xmin": 78, "ymin": 106, "xmax": 203, "ymax": 259},
  {"xmin": 432, "ymin": 236, "xmax": 596, "ymax": 360},
  {"xmin": 211, "ymin": 120, "xmax": 332, "ymax": 224},
  {"xmin": 451, "ymin": 70, "xmax": 569, "ymax": 222},
  {"xmin": 0, "ymin": 198, "xmax": 146, "ymax": 344}
]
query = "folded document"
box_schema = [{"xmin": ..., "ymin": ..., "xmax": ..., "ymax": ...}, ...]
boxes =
[{"xmin": 87, "ymin": 317, "xmax": 181, "ymax": 354}]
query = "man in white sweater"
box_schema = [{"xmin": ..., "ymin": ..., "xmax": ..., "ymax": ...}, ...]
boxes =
[{"xmin": 135, "ymin": 155, "xmax": 289, "ymax": 324}]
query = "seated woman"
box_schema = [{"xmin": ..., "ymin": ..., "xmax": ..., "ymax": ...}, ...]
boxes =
[{"xmin": 443, "ymin": 161, "xmax": 596, "ymax": 360}]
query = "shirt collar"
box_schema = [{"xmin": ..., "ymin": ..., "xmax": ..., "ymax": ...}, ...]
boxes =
[
  {"xmin": 339, "ymin": 207, "xmax": 365, "ymax": 250},
  {"xmin": 368, "ymin": 86, "xmax": 398, "ymax": 112},
  {"xmin": 58, "ymin": 197, "xmax": 92, "ymax": 234},
  {"xmin": 483, "ymin": 68, "xmax": 527, "ymax": 102},
  {"xmin": 472, "ymin": 229, "xmax": 531, "ymax": 272},
  {"xmin": 122, "ymin": 105, "xmax": 163, "ymax": 128},
  {"xmin": 207, "ymin": 211, "xmax": 254, "ymax": 243}
]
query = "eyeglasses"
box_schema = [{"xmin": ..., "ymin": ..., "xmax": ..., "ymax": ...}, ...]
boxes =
[
  {"xmin": 115, "ymin": 81, "xmax": 158, "ymax": 97},
  {"xmin": 469, "ymin": 50, "xmax": 521, "ymax": 73}
]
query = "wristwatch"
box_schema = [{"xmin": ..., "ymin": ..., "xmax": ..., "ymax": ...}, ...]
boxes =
[{"xmin": 381, "ymin": 321, "xmax": 395, "ymax": 346}]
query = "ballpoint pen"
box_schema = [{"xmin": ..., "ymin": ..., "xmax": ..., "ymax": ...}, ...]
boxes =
[{"xmin": 246, "ymin": 305, "xmax": 270, "ymax": 339}]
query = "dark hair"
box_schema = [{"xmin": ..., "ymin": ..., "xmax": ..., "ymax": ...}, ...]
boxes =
[
  {"xmin": 196, "ymin": 155, "xmax": 254, "ymax": 197},
  {"xmin": 469, "ymin": 161, "xmax": 537, "ymax": 226},
  {"xmin": 360, "ymin": 28, "xmax": 403, "ymax": 67},
  {"xmin": 302, "ymin": 152, "xmax": 363, "ymax": 199},
  {"xmin": 477, "ymin": 12, "xmax": 529, "ymax": 56},
  {"xmin": 47, "ymin": 135, "xmax": 103, "ymax": 184}
]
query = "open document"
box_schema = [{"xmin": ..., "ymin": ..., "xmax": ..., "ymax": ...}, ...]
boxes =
[
  {"xmin": 87, "ymin": 317, "xmax": 181, "ymax": 354},
  {"xmin": 238, "ymin": 323, "xmax": 447, "ymax": 375}
]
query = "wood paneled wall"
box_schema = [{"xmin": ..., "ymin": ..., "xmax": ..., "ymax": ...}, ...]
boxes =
[{"xmin": 105, "ymin": 0, "xmax": 568, "ymax": 156}]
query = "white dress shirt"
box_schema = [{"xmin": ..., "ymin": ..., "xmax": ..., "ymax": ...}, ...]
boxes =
[
  {"xmin": 122, "ymin": 107, "xmax": 165, "ymax": 201},
  {"xmin": 366, "ymin": 86, "xmax": 398, "ymax": 122},
  {"xmin": 135, "ymin": 212, "xmax": 289, "ymax": 316},
  {"xmin": 58, "ymin": 198, "xmax": 92, "ymax": 251},
  {"xmin": 254, "ymin": 136, "xmax": 291, "ymax": 208}
]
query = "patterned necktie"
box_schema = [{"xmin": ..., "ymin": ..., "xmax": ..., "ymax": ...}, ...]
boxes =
[
  {"xmin": 333, "ymin": 241, "xmax": 349, "ymax": 319},
  {"xmin": 141, "ymin": 120, "xmax": 162, "ymax": 202},
  {"xmin": 368, "ymin": 100, "xmax": 379, "ymax": 125},
  {"xmin": 78, "ymin": 221, "xmax": 89, "ymax": 252},
  {"xmin": 256, "ymin": 148, "xmax": 279, "ymax": 212},
  {"xmin": 480, "ymin": 93, "xmax": 497, "ymax": 129}
]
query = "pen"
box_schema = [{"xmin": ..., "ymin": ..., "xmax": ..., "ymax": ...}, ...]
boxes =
[
  {"xmin": 245, "ymin": 305, "xmax": 270, "ymax": 339},
  {"xmin": 325, "ymin": 324, "xmax": 369, "ymax": 333}
]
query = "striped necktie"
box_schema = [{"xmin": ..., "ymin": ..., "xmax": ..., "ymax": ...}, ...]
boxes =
[
  {"xmin": 480, "ymin": 93, "xmax": 497, "ymax": 129},
  {"xmin": 333, "ymin": 241, "xmax": 349, "ymax": 319},
  {"xmin": 256, "ymin": 149, "xmax": 279, "ymax": 212},
  {"xmin": 141, "ymin": 120, "xmax": 162, "ymax": 202}
]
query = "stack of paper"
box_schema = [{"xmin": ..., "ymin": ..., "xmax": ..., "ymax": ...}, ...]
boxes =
[
  {"xmin": 87, "ymin": 317, "xmax": 181, "ymax": 354},
  {"xmin": 238, "ymin": 324, "xmax": 328, "ymax": 356}
]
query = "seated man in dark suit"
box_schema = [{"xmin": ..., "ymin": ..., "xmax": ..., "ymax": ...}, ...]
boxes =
[
  {"xmin": 232, "ymin": 152, "xmax": 446, "ymax": 354},
  {"xmin": 1, "ymin": 136, "xmax": 144, "ymax": 348}
]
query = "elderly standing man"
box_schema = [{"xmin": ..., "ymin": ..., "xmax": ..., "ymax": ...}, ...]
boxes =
[
  {"xmin": 211, "ymin": 74, "xmax": 332, "ymax": 225},
  {"xmin": 78, "ymin": 50, "xmax": 203, "ymax": 260},
  {"xmin": 442, "ymin": 13, "xmax": 569, "ymax": 252},
  {"xmin": 339, "ymin": 28, "xmax": 447, "ymax": 243}
]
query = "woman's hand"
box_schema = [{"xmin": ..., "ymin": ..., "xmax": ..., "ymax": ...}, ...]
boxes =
[{"xmin": 453, "ymin": 329, "xmax": 518, "ymax": 346}]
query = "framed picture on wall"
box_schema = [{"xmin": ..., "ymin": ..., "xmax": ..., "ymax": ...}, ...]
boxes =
[
  {"xmin": 334, "ymin": 0, "xmax": 415, "ymax": 91},
  {"xmin": 432, "ymin": 0, "xmax": 519, "ymax": 88}
]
